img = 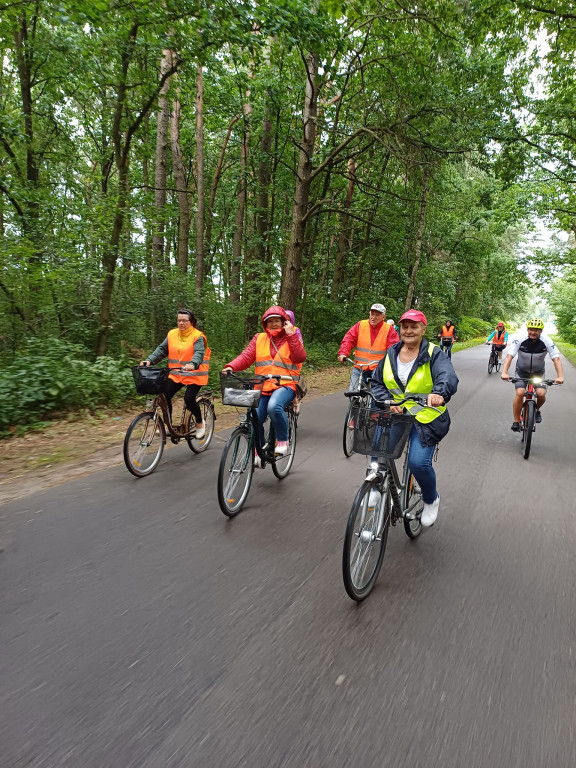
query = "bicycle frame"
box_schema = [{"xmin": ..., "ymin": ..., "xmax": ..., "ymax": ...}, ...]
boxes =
[{"xmin": 146, "ymin": 376, "xmax": 214, "ymax": 443}]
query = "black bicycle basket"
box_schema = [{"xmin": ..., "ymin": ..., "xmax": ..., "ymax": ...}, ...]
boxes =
[
  {"xmin": 131, "ymin": 366, "xmax": 168, "ymax": 395},
  {"xmin": 351, "ymin": 404, "xmax": 415, "ymax": 459},
  {"xmin": 220, "ymin": 372, "xmax": 262, "ymax": 407}
]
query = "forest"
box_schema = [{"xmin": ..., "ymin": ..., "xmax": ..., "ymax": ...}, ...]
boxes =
[{"xmin": 1, "ymin": 0, "xmax": 576, "ymax": 432}]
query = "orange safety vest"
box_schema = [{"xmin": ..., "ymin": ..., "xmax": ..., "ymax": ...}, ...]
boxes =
[
  {"xmin": 254, "ymin": 333, "xmax": 302, "ymax": 393},
  {"xmin": 493, "ymin": 329, "xmax": 506, "ymax": 344},
  {"xmin": 353, "ymin": 320, "xmax": 392, "ymax": 370},
  {"xmin": 441, "ymin": 325, "xmax": 455, "ymax": 340},
  {"xmin": 167, "ymin": 327, "xmax": 211, "ymax": 385}
]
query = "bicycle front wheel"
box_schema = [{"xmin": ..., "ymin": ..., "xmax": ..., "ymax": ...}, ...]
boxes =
[
  {"xmin": 343, "ymin": 480, "xmax": 390, "ymax": 601},
  {"xmin": 342, "ymin": 401, "xmax": 355, "ymax": 457},
  {"xmin": 123, "ymin": 412, "xmax": 166, "ymax": 477},
  {"xmin": 187, "ymin": 399, "xmax": 215, "ymax": 453},
  {"xmin": 218, "ymin": 427, "xmax": 254, "ymax": 516},
  {"xmin": 272, "ymin": 410, "xmax": 297, "ymax": 479},
  {"xmin": 522, "ymin": 399, "xmax": 535, "ymax": 460},
  {"xmin": 488, "ymin": 353, "xmax": 495, "ymax": 375}
]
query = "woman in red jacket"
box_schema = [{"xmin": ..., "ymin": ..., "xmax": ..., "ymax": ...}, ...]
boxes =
[{"xmin": 222, "ymin": 306, "xmax": 306, "ymax": 456}]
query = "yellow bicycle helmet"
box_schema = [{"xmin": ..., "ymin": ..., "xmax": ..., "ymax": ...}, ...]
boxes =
[{"xmin": 526, "ymin": 318, "xmax": 545, "ymax": 329}]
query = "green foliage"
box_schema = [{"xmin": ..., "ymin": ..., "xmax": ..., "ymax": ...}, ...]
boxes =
[
  {"xmin": 0, "ymin": 339, "xmax": 134, "ymax": 437},
  {"xmin": 456, "ymin": 316, "xmax": 494, "ymax": 341},
  {"xmin": 549, "ymin": 273, "xmax": 576, "ymax": 344}
]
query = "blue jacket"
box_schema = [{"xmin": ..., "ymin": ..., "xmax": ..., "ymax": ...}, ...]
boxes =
[{"xmin": 371, "ymin": 339, "xmax": 459, "ymax": 447}]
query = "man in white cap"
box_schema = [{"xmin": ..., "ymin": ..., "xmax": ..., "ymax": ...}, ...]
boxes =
[{"xmin": 338, "ymin": 303, "xmax": 399, "ymax": 389}]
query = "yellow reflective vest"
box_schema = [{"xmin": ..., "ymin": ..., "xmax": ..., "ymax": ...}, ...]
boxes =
[{"xmin": 382, "ymin": 342, "xmax": 446, "ymax": 424}]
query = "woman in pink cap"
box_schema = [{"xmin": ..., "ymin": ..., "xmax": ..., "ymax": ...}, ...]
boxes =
[{"xmin": 371, "ymin": 309, "xmax": 458, "ymax": 527}]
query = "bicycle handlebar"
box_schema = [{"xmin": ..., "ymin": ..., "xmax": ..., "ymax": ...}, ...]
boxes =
[
  {"xmin": 344, "ymin": 390, "xmax": 443, "ymax": 413},
  {"xmin": 505, "ymin": 377, "xmax": 558, "ymax": 386},
  {"xmin": 342, "ymin": 357, "xmax": 380, "ymax": 368},
  {"xmin": 222, "ymin": 371, "xmax": 296, "ymax": 382}
]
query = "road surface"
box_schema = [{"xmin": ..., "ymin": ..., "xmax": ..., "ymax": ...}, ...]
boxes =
[{"xmin": 1, "ymin": 344, "xmax": 575, "ymax": 767}]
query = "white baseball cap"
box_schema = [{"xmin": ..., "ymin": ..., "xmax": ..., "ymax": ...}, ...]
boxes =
[{"xmin": 370, "ymin": 303, "xmax": 386, "ymax": 313}]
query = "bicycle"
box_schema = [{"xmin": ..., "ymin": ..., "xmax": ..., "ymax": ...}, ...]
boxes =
[
  {"xmin": 342, "ymin": 391, "xmax": 440, "ymax": 601},
  {"xmin": 487, "ymin": 345, "xmax": 502, "ymax": 375},
  {"xmin": 506, "ymin": 376, "xmax": 556, "ymax": 460},
  {"xmin": 123, "ymin": 366, "xmax": 216, "ymax": 477},
  {"xmin": 217, "ymin": 372, "xmax": 298, "ymax": 517},
  {"xmin": 342, "ymin": 358, "xmax": 381, "ymax": 458}
]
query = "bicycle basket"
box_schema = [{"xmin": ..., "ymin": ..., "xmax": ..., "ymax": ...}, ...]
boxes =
[
  {"xmin": 131, "ymin": 366, "xmax": 168, "ymax": 395},
  {"xmin": 220, "ymin": 372, "xmax": 262, "ymax": 407},
  {"xmin": 351, "ymin": 405, "xmax": 415, "ymax": 459}
]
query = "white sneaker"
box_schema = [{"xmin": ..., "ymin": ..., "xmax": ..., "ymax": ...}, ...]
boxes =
[
  {"xmin": 421, "ymin": 494, "xmax": 440, "ymax": 527},
  {"xmin": 254, "ymin": 450, "xmax": 262, "ymax": 469},
  {"xmin": 275, "ymin": 440, "xmax": 289, "ymax": 456},
  {"xmin": 195, "ymin": 420, "xmax": 206, "ymax": 439}
]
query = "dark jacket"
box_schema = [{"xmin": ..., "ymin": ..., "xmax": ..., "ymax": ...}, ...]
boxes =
[{"xmin": 371, "ymin": 339, "xmax": 459, "ymax": 447}]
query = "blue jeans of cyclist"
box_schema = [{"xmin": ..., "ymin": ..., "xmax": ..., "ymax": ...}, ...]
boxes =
[
  {"xmin": 349, "ymin": 366, "xmax": 373, "ymax": 390},
  {"xmin": 408, "ymin": 425, "xmax": 437, "ymax": 504},
  {"xmin": 256, "ymin": 386, "xmax": 295, "ymax": 443}
]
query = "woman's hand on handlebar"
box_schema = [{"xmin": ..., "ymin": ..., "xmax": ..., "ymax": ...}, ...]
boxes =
[
  {"xmin": 140, "ymin": 360, "xmax": 151, "ymax": 367},
  {"xmin": 338, "ymin": 354, "xmax": 347, "ymax": 364},
  {"xmin": 427, "ymin": 393, "xmax": 444, "ymax": 408},
  {"xmin": 221, "ymin": 366, "xmax": 233, "ymax": 374},
  {"xmin": 390, "ymin": 404, "xmax": 403, "ymax": 414}
]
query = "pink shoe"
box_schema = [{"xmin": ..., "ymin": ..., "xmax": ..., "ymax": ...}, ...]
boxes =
[{"xmin": 275, "ymin": 441, "xmax": 289, "ymax": 456}]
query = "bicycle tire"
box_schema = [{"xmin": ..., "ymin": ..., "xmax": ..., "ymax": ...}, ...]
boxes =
[
  {"xmin": 343, "ymin": 480, "xmax": 390, "ymax": 601},
  {"xmin": 522, "ymin": 399, "xmax": 535, "ymax": 460},
  {"xmin": 342, "ymin": 401, "xmax": 355, "ymax": 457},
  {"xmin": 488, "ymin": 352, "xmax": 496, "ymax": 375},
  {"xmin": 272, "ymin": 410, "xmax": 297, "ymax": 479},
  {"xmin": 123, "ymin": 412, "xmax": 166, "ymax": 477},
  {"xmin": 186, "ymin": 399, "xmax": 215, "ymax": 453},
  {"xmin": 402, "ymin": 473, "xmax": 423, "ymax": 539},
  {"xmin": 217, "ymin": 427, "xmax": 254, "ymax": 516}
]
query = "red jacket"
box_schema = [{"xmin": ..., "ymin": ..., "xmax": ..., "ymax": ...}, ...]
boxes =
[{"xmin": 227, "ymin": 330, "xmax": 306, "ymax": 370}]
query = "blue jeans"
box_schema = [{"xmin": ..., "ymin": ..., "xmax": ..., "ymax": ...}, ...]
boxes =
[
  {"xmin": 407, "ymin": 425, "xmax": 437, "ymax": 504},
  {"xmin": 349, "ymin": 367, "xmax": 373, "ymax": 391},
  {"xmin": 256, "ymin": 386, "xmax": 295, "ymax": 443},
  {"xmin": 440, "ymin": 341, "xmax": 453, "ymax": 359}
]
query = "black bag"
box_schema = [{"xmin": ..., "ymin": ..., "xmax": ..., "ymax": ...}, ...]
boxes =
[
  {"xmin": 296, "ymin": 376, "xmax": 308, "ymax": 400},
  {"xmin": 131, "ymin": 366, "xmax": 168, "ymax": 395}
]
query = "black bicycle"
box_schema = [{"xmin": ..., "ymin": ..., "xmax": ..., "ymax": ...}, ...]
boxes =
[
  {"xmin": 487, "ymin": 346, "xmax": 502, "ymax": 375},
  {"xmin": 506, "ymin": 377, "xmax": 556, "ymax": 460},
  {"xmin": 342, "ymin": 358, "xmax": 380, "ymax": 457},
  {"xmin": 217, "ymin": 372, "xmax": 298, "ymax": 516},
  {"xmin": 342, "ymin": 392, "xmax": 440, "ymax": 601},
  {"xmin": 124, "ymin": 366, "xmax": 215, "ymax": 477}
]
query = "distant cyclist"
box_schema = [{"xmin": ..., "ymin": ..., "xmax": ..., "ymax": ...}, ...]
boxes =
[
  {"xmin": 485, "ymin": 322, "xmax": 508, "ymax": 361},
  {"xmin": 338, "ymin": 303, "xmax": 399, "ymax": 389},
  {"xmin": 501, "ymin": 318, "xmax": 564, "ymax": 431},
  {"xmin": 437, "ymin": 320, "xmax": 457, "ymax": 359}
]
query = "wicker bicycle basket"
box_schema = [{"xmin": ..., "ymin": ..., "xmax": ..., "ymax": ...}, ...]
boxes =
[
  {"xmin": 220, "ymin": 372, "xmax": 262, "ymax": 408},
  {"xmin": 131, "ymin": 366, "xmax": 168, "ymax": 395},
  {"xmin": 351, "ymin": 404, "xmax": 415, "ymax": 459}
]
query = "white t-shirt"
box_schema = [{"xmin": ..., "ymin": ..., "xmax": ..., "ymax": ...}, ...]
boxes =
[{"xmin": 396, "ymin": 359, "xmax": 414, "ymax": 386}]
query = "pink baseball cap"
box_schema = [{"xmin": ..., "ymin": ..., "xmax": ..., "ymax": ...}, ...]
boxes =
[{"xmin": 400, "ymin": 309, "xmax": 427, "ymax": 325}]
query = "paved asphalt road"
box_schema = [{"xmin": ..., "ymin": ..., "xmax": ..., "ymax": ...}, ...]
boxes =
[{"xmin": 2, "ymin": 345, "xmax": 576, "ymax": 768}]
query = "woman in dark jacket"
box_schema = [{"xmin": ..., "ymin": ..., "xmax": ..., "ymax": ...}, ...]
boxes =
[{"xmin": 371, "ymin": 309, "xmax": 458, "ymax": 527}]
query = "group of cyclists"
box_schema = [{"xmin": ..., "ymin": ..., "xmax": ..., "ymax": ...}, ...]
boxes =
[{"xmin": 138, "ymin": 306, "xmax": 564, "ymax": 527}]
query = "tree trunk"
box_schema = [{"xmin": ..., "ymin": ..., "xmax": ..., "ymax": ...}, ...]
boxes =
[
  {"xmin": 279, "ymin": 52, "xmax": 319, "ymax": 310},
  {"xmin": 152, "ymin": 48, "xmax": 172, "ymax": 272},
  {"xmin": 330, "ymin": 158, "xmax": 356, "ymax": 300},
  {"xmin": 195, "ymin": 65, "xmax": 205, "ymax": 294},
  {"xmin": 170, "ymin": 74, "xmax": 190, "ymax": 273},
  {"xmin": 404, "ymin": 169, "xmax": 429, "ymax": 311},
  {"xmin": 230, "ymin": 100, "xmax": 251, "ymax": 305}
]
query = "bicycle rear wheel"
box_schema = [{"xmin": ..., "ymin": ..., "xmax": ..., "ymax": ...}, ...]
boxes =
[
  {"xmin": 272, "ymin": 410, "xmax": 297, "ymax": 479},
  {"xmin": 342, "ymin": 401, "xmax": 355, "ymax": 457},
  {"xmin": 522, "ymin": 399, "xmax": 535, "ymax": 460},
  {"xmin": 403, "ymin": 473, "xmax": 423, "ymax": 539},
  {"xmin": 123, "ymin": 412, "xmax": 166, "ymax": 477},
  {"xmin": 218, "ymin": 427, "xmax": 254, "ymax": 516},
  {"xmin": 187, "ymin": 399, "xmax": 215, "ymax": 453},
  {"xmin": 343, "ymin": 480, "xmax": 390, "ymax": 601}
]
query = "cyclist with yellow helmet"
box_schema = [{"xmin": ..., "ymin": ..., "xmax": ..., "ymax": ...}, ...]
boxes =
[{"xmin": 501, "ymin": 319, "xmax": 564, "ymax": 431}]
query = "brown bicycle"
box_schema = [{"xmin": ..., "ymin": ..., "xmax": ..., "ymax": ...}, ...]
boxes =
[{"xmin": 123, "ymin": 366, "xmax": 215, "ymax": 477}]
